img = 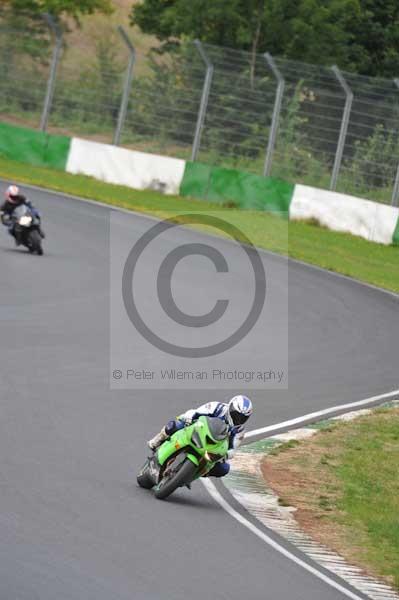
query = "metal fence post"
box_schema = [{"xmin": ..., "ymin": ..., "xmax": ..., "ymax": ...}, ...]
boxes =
[
  {"xmin": 391, "ymin": 78, "xmax": 399, "ymax": 206},
  {"xmin": 191, "ymin": 40, "xmax": 213, "ymax": 162},
  {"xmin": 114, "ymin": 26, "xmax": 136, "ymax": 146},
  {"xmin": 330, "ymin": 66, "xmax": 353, "ymax": 191},
  {"xmin": 263, "ymin": 53, "xmax": 285, "ymax": 177},
  {"xmin": 40, "ymin": 14, "xmax": 63, "ymax": 132}
]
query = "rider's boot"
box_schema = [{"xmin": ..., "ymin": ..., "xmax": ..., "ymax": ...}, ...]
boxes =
[{"xmin": 147, "ymin": 427, "xmax": 168, "ymax": 451}]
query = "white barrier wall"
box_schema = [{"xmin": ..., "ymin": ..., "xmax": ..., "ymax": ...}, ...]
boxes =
[
  {"xmin": 290, "ymin": 184, "xmax": 399, "ymax": 245},
  {"xmin": 66, "ymin": 138, "xmax": 186, "ymax": 196}
]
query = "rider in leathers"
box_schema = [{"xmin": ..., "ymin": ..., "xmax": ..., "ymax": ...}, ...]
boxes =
[
  {"xmin": 1, "ymin": 185, "xmax": 44, "ymax": 244},
  {"xmin": 147, "ymin": 395, "xmax": 253, "ymax": 478}
]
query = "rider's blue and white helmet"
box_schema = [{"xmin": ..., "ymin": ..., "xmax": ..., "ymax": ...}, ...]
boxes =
[{"xmin": 228, "ymin": 395, "xmax": 253, "ymax": 426}]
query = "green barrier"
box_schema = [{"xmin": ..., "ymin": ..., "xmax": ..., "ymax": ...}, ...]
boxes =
[
  {"xmin": 393, "ymin": 216, "xmax": 399, "ymax": 246},
  {"xmin": 179, "ymin": 161, "xmax": 212, "ymax": 200},
  {"xmin": 180, "ymin": 161, "xmax": 294, "ymax": 215},
  {"xmin": 207, "ymin": 166, "xmax": 294, "ymax": 213},
  {"xmin": 0, "ymin": 122, "xmax": 70, "ymax": 170}
]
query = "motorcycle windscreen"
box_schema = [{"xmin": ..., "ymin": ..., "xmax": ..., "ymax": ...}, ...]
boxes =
[{"xmin": 12, "ymin": 205, "xmax": 30, "ymax": 219}]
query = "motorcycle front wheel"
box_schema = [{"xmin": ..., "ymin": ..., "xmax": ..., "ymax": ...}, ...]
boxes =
[
  {"xmin": 154, "ymin": 457, "xmax": 197, "ymax": 500},
  {"xmin": 137, "ymin": 459, "xmax": 155, "ymax": 489},
  {"xmin": 28, "ymin": 230, "xmax": 43, "ymax": 255}
]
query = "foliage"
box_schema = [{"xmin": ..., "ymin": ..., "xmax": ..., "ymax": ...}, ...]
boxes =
[
  {"xmin": 0, "ymin": 4, "xmax": 49, "ymax": 63},
  {"xmin": 350, "ymin": 124, "xmax": 399, "ymax": 190},
  {"xmin": 48, "ymin": 39, "xmax": 123, "ymax": 130},
  {"xmin": 131, "ymin": 0, "xmax": 399, "ymax": 78},
  {"xmin": 1, "ymin": 0, "xmax": 113, "ymax": 21},
  {"xmin": 349, "ymin": 0, "xmax": 399, "ymax": 77},
  {"xmin": 124, "ymin": 48, "xmax": 199, "ymax": 149},
  {"xmin": 131, "ymin": 0, "xmax": 267, "ymax": 51}
]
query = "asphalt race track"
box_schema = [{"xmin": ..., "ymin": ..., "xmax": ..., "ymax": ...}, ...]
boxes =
[{"xmin": 1, "ymin": 183, "xmax": 398, "ymax": 600}]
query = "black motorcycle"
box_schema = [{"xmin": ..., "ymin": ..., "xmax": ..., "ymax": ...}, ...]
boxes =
[{"xmin": 3, "ymin": 204, "xmax": 44, "ymax": 255}]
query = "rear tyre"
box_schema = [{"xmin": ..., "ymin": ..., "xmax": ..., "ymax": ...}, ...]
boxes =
[
  {"xmin": 137, "ymin": 460, "xmax": 155, "ymax": 489},
  {"xmin": 28, "ymin": 230, "xmax": 43, "ymax": 255},
  {"xmin": 154, "ymin": 458, "xmax": 197, "ymax": 500}
]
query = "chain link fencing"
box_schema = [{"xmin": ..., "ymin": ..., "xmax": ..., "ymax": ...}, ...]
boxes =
[{"xmin": 1, "ymin": 11, "xmax": 399, "ymax": 205}]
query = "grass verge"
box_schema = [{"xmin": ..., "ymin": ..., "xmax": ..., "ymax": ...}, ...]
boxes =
[
  {"xmin": 262, "ymin": 407, "xmax": 399, "ymax": 589},
  {"xmin": 0, "ymin": 156, "xmax": 398, "ymax": 293}
]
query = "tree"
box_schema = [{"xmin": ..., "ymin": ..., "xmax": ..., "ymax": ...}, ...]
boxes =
[
  {"xmin": 130, "ymin": 0, "xmax": 361, "ymax": 63},
  {"xmin": 1, "ymin": 0, "xmax": 113, "ymax": 22},
  {"xmin": 263, "ymin": 0, "xmax": 362, "ymax": 69},
  {"xmin": 130, "ymin": 0, "xmax": 399, "ymax": 77},
  {"xmin": 0, "ymin": 0, "xmax": 113, "ymax": 110},
  {"xmin": 131, "ymin": 0, "xmax": 267, "ymax": 51},
  {"xmin": 350, "ymin": 0, "xmax": 399, "ymax": 77},
  {"xmin": 0, "ymin": 0, "xmax": 113, "ymax": 62}
]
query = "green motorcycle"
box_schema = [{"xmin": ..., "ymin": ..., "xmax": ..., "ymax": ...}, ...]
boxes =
[{"xmin": 137, "ymin": 416, "xmax": 229, "ymax": 500}]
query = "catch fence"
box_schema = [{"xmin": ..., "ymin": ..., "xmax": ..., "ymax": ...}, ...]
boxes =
[{"xmin": 1, "ymin": 12, "xmax": 399, "ymax": 205}]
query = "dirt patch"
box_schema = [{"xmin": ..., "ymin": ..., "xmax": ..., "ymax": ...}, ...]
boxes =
[{"xmin": 262, "ymin": 456, "xmax": 348, "ymax": 553}]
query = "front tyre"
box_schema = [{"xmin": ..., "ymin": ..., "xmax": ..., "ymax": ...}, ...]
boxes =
[
  {"xmin": 154, "ymin": 458, "xmax": 197, "ymax": 500},
  {"xmin": 137, "ymin": 459, "xmax": 155, "ymax": 489},
  {"xmin": 28, "ymin": 229, "xmax": 43, "ymax": 255}
]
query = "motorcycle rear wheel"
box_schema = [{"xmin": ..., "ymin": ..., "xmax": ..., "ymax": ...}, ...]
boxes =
[{"xmin": 154, "ymin": 458, "xmax": 197, "ymax": 500}]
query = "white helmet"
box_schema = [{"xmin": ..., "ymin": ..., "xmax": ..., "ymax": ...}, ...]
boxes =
[
  {"xmin": 5, "ymin": 185, "xmax": 20, "ymax": 203},
  {"xmin": 228, "ymin": 395, "xmax": 253, "ymax": 426}
]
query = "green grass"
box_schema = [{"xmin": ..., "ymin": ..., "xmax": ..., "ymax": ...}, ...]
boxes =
[
  {"xmin": 1, "ymin": 155, "xmax": 398, "ymax": 293},
  {"xmin": 335, "ymin": 409, "xmax": 399, "ymax": 587},
  {"xmin": 263, "ymin": 407, "xmax": 399, "ymax": 588},
  {"xmin": 269, "ymin": 439, "xmax": 300, "ymax": 455}
]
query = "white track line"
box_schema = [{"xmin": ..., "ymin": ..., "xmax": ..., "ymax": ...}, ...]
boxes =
[
  {"xmin": 203, "ymin": 478, "xmax": 366, "ymax": 600},
  {"xmin": 246, "ymin": 389, "xmax": 399, "ymax": 439},
  {"xmin": 202, "ymin": 388, "xmax": 399, "ymax": 600}
]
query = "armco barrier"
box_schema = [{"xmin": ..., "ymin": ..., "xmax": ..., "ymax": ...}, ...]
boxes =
[
  {"xmin": 0, "ymin": 122, "xmax": 70, "ymax": 170},
  {"xmin": 1, "ymin": 121, "xmax": 399, "ymax": 245}
]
